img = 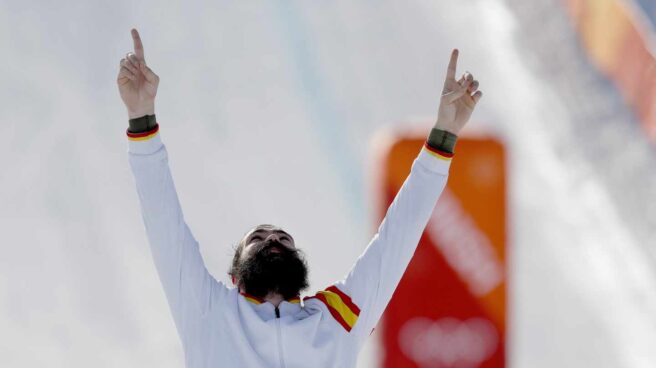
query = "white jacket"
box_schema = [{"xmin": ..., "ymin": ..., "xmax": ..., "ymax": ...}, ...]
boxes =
[{"xmin": 126, "ymin": 125, "xmax": 452, "ymax": 368}]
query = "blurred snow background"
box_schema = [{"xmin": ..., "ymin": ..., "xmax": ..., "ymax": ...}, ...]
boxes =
[{"xmin": 0, "ymin": 0, "xmax": 655, "ymax": 367}]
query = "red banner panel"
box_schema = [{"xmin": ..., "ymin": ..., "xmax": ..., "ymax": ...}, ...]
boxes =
[{"xmin": 377, "ymin": 134, "xmax": 506, "ymax": 368}]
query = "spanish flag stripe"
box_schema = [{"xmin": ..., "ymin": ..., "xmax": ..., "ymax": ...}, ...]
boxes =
[
  {"xmin": 314, "ymin": 294, "xmax": 354, "ymax": 332},
  {"xmin": 244, "ymin": 296, "xmax": 262, "ymax": 305},
  {"xmin": 240, "ymin": 292, "xmax": 300, "ymax": 305},
  {"xmin": 126, "ymin": 124, "xmax": 160, "ymax": 141},
  {"xmin": 325, "ymin": 286, "xmax": 361, "ymax": 315},
  {"xmin": 317, "ymin": 290, "xmax": 359, "ymax": 330},
  {"xmin": 317, "ymin": 291, "xmax": 359, "ymax": 326},
  {"xmin": 239, "ymin": 292, "xmax": 265, "ymax": 305},
  {"xmin": 423, "ymin": 142, "xmax": 453, "ymax": 160}
]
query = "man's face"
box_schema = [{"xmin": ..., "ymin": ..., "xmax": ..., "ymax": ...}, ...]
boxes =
[
  {"xmin": 231, "ymin": 225, "xmax": 309, "ymax": 300},
  {"xmin": 241, "ymin": 227, "xmax": 296, "ymax": 260}
]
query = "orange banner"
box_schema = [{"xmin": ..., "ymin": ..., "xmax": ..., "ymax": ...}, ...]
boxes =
[{"xmin": 376, "ymin": 133, "xmax": 507, "ymax": 368}]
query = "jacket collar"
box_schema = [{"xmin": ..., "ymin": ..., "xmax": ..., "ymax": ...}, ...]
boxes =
[
  {"xmin": 239, "ymin": 291, "xmax": 302, "ymax": 320},
  {"xmin": 239, "ymin": 291, "xmax": 300, "ymax": 304}
]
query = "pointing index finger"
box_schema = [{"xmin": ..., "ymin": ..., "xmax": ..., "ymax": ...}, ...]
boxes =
[
  {"xmin": 446, "ymin": 48, "xmax": 459, "ymax": 80},
  {"xmin": 131, "ymin": 28, "xmax": 145, "ymax": 60}
]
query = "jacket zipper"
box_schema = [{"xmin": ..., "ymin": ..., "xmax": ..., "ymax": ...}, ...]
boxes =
[{"xmin": 275, "ymin": 306, "xmax": 286, "ymax": 368}]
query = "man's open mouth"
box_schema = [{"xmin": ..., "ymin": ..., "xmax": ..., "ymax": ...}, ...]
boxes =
[{"xmin": 260, "ymin": 242, "xmax": 284, "ymax": 254}]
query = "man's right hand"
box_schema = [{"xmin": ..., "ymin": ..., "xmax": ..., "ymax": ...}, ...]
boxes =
[{"xmin": 117, "ymin": 28, "xmax": 160, "ymax": 119}]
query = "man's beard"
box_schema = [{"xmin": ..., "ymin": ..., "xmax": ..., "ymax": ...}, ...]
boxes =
[{"xmin": 235, "ymin": 240, "xmax": 309, "ymax": 300}]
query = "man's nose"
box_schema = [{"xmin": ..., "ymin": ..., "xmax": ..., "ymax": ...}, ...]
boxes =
[{"xmin": 266, "ymin": 233, "xmax": 280, "ymax": 242}]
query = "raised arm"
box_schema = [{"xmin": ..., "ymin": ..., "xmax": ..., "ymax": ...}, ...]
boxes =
[
  {"xmin": 327, "ymin": 49, "xmax": 482, "ymax": 342},
  {"xmin": 117, "ymin": 28, "xmax": 224, "ymax": 342}
]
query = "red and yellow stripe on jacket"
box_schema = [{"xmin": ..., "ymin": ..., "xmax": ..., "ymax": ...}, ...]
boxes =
[
  {"xmin": 126, "ymin": 124, "xmax": 160, "ymax": 141},
  {"xmin": 305, "ymin": 286, "xmax": 361, "ymax": 332},
  {"xmin": 422, "ymin": 142, "xmax": 454, "ymax": 161},
  {"xmin": 239, "ymin": 292, "xmax": 301, "ymax": 305}
]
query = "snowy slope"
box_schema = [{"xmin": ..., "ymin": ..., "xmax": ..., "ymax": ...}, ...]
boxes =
[{"xmin": 0, "ymin": 0, "xmax": 654, "ymax": 367}]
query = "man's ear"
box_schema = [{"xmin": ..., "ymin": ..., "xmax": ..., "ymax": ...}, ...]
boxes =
[{"xmin": 231, "ymin": 275, "xmax": 236, "ymax": 285}]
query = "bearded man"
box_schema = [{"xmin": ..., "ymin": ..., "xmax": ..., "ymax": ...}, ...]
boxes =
[{"xmin": 118, "ymin": 28, "xmax": 482, "ymax": 368}]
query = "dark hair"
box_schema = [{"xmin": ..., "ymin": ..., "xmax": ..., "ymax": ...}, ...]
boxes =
[{"xmin": 228, "ymin": 224, "xmax": 285, "ymax": 279}]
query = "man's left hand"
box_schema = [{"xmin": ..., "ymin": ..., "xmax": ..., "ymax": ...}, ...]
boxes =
[{"xmin": 434, "ymin": 49, "xmax": 482, "ymax": 135}]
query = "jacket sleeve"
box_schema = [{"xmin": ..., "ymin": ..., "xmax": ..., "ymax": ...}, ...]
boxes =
[
  {"xmin": 330, "ymin": 139, "xmax": 452, "ymax": 343},
  {"xmin": 126, "ymin": 124, "xmax": 226, "ymax": 344}
]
